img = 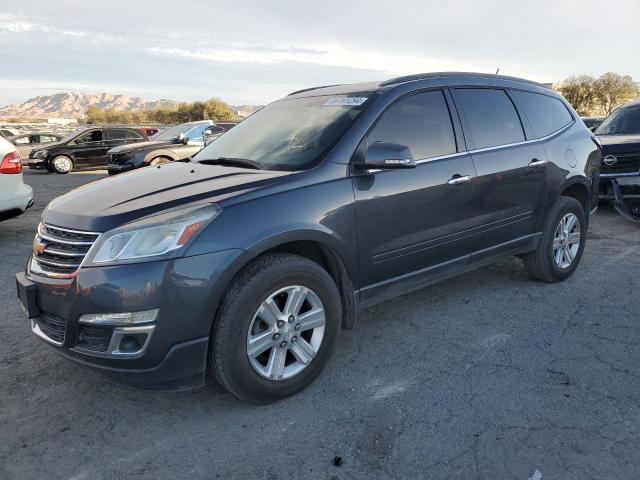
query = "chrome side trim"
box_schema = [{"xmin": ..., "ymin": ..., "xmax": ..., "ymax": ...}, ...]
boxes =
[
  {"xmin": 600, "ymin": 172, "xmax": 640, "ymax": 178},
  {"xmin": 468, "ymin": 121, "xmax": 574, "ymax": 154},
  {"xmin": 363, "ymin": 121, "xmax": 575, "ymax": 173}
]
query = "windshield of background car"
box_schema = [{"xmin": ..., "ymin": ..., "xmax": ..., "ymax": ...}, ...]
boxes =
[
  {"xmin": 596, "ymin": 105, "xmax": 640, "ymax": 135},
  {"xmin": 154, "ymin": 124, "xmax": 196, "ymax": 141},
  {"xmin": 192, "ymin": 94, "xmax": 376, "ymax": 171}
]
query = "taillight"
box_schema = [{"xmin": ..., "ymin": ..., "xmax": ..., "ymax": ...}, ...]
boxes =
[{"xmin": 0, "ymin": 151, "xmax": 22, "ymax": 174}]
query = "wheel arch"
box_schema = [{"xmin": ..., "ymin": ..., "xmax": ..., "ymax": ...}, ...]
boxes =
[
  {"xmin": 213, "ymin": 231, "xmax": 358, "ymax": 330},
  {"xmin": 558, "ymin": 177, "xmax": 591, "ymax": 221},
  {"xmin": 144, "ymin": 150, "xmax": 177, "ymax": 164}
]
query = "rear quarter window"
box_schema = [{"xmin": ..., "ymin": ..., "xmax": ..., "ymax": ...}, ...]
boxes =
[
  {"xmin": 511, "ymin": 91, "xmax": 573, "ymax": 138},
  {"xmin": 454, "ymin": 89, "xmax": 525, "ymax": 149}
]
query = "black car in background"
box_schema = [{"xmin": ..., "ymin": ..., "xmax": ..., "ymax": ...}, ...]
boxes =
[
  {"xmin": 595, "ymin": 99, "xmax": 640, "ymax": 220},
  {"xmin": 17, "ymin": 73, "xmax": 599, "ymax": 403},
  {"xmin": 107, "ymin": 120, "xmax": 225, "ymax": 174},
  {"xmin": 29, "ymin": 127, "xmax": 148, "ymax": 173}
]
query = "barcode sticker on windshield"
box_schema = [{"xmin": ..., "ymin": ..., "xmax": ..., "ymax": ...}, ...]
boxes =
[{"xmin": 323, "ymin": 97, "xmax": 368, "ymax": 106}]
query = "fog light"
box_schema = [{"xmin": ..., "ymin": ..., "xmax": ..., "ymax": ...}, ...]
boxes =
[
  {"xmin": 119, "ymin": 334, "xmax": 144, "ymax": 353},
  {"xmin": 78, "ymin": 309, "xmax": 159, "ymax": 325}
]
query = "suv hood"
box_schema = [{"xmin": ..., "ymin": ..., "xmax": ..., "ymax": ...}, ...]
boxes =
[
  {"xmin": 109, "ymin": 140, "xmax": 177, "ymax": 154},
  {"xmin": 598, "ymin": 134, "xmax": 640, "ymax": 155},
  {"xmin": 43, "ymin": 162, "xmax": 293, "ymax": 231}
]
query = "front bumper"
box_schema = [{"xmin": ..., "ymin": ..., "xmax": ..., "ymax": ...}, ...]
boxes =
[
  {"xmin": 28, "ymin": 158, "xmax": 46, "ymax": 169},
  {"xmin": 16, "ymin": 249, "xmax": 245, "ymax": 389},
  {"xmin": 107, "ymin": 162, "xmax": 135, "ymax": 174}
]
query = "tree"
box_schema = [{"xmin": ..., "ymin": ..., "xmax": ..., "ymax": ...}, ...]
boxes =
[
  {"xmin": 595, "ymin": 72, "xmax": 639, "ymax": 115},
  {"xmin": 557, "ymin": 75, "xmax": 598, "ymax": 116},
  {"xmin": 83, "ymin": 97, "xmax": 238, "ymax": 124}
]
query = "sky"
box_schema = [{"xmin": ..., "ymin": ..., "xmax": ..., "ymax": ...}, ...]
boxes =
[{"xmin": 0, "ymin": 0, "xmax": 638, "ymax": 107}]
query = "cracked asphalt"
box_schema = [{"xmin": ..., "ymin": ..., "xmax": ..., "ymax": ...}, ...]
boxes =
[{"xmin": 1, "ymin": 170, "xmax": 640, "ymax": 479}]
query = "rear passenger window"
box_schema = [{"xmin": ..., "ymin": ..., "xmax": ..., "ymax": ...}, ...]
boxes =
[
  {"xmin": 455, "ymin": 89, "xmax": 525, "ymax": 149},
  {"xmin": 107, "ymin": 129, "xmax": 141, "ymax": 140},
  {"xmin": 368, "ymin": 90, "xmax": 456, "ymax": 160},
  {"xmin": 511, "ymin": 91, "xmax": 573, "ymax": 138}
]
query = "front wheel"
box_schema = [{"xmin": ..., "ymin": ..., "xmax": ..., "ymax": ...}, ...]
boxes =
[
  {"xmin": 523, "ymin": 196, "xmax": 586, "ymax": 282},
  {"xmin": 212, "ymin": 253, "xmax": 341, "ymax": 403},
  {"xmin": 50, "ymin": 155, "xmax": 73, "ymax": 174}
]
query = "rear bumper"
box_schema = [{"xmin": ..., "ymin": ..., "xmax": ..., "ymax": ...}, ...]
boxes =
[{"xmin": 0, "ymin": 183, "xmax": 33, "ymax": 214}]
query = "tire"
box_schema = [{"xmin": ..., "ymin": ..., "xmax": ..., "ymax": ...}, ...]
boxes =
[
  {"xmin": 523, "ymin": 196, "xmax": 586, "ymax": 283},
  {"xmin": 149, "ymin": 157, "xmax": 171, "ymax": 166},
  {"xmin": 212, "ymin": 253, "xmax": 341, "ymax": 403},
  {"xmin": 50, "ymin": 155, "xmax": 73, "ymax": 174}
]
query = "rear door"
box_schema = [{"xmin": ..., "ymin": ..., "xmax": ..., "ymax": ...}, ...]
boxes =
[
  {"xmin": 353, "ymin": 90, "xmax": 478, "ymax": 302},
  {"xmin": 451, "ymin": 88, "xmax": 549, "ymax": 257},
  {"xmin": 106, "ymin": 128, "xmax": 144, "ymax": 148}
]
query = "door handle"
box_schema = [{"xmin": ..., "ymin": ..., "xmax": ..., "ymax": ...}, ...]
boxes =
[
  {"xmin": 529, "ymin": 158, "xmax": 547, "ymax": 167},
  {"xmin": 447, "ymin": 174, "xmax": 472, "ymax": 185}
]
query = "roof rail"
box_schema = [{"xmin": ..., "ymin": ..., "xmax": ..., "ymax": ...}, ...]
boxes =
[
  {"xmin": 287, "ymin": 84, "xmax": 344, "ymax": 96},
  {"xmin": 380, "ymin": 72, "xmax": 545, "ymax": 88}
]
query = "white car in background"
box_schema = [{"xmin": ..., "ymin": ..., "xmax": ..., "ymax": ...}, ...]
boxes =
[{"xmin": 0, "ymin": 137, "xmax": 33, "ymax": 220}]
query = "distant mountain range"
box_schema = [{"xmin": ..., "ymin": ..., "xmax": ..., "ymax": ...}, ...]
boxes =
[{"xmin": 0, "ymin": 92, "xmax": 177, "ymax": 120}]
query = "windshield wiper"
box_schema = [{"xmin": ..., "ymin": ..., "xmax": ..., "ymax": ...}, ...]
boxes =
[{"xmin": 196, "ymin": 157, "xmax": 264, "ymax": 170}]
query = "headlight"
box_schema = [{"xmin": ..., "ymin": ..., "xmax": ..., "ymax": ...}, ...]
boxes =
[
  {"xmin": 84, "ymin": 203, "xmax": 221, "ymax": 266},
  {"xmin": 34, "ymin": 150, "xmax": 48, "ymax": 159}
]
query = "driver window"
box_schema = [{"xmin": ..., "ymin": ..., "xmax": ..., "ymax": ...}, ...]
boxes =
[
  {"xmin": 186, "ymin": 124, "xmax": 209, "ymax": 142},
  {"xmin": 368, "ymin": 90, "xmax": 457, "ymax": 160},
  {"xmin": 77, "ymin": 130, "xmax": 103, "ymax": 143}
]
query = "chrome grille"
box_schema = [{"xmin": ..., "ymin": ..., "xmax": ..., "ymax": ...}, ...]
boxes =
[{"xmin": 32, "ymin": 223, "xmax": 99, "ymax": 277}]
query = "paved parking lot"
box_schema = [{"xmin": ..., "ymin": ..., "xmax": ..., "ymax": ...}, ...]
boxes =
[{"xmin": 1, "ymin": 170, "xmax": 640, "ymax": 479}]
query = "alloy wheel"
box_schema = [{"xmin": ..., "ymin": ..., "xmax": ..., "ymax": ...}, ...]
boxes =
[
  {"xmin": 552, "ymin": 212, "xmax": 581, "ymax": 269},
  {"xmin": 246, "ymin": 285, "xmax": 326, "ymax": 381},
  {"xmin": 53, "ymin": 156, "xmax": 72, "ymax": 173}
]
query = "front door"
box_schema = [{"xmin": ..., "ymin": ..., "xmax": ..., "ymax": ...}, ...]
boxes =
[
  {"xmin": 72, "ymin": 129, "xmax": 108, "ymax": 168},
  {"xmin": 353, "ymin": 90, "xmax": 478, "ymax": 303}
]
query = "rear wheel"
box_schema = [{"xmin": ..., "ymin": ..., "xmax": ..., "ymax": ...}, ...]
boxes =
[
  {"xmin": 212, "ymin": 253, "xmax": 341, "ymax": 403},
  {"xmin": 51, "ymin": 155, "xmax": 73, "ymax": 174},
  {"xmin": 523, "ymin": 196, "xmax": 586, "ymax": 282}
]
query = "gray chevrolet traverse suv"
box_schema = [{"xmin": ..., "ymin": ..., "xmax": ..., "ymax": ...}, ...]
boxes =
[{"xmin": 16, "ymin": 73, "xmax": 600, "ymax": 403}]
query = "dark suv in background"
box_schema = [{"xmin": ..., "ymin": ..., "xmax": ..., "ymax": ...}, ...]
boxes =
[
  {"xmin": 594, "ymin": 99, "xmax": 640, "ymax": 220},
  {"xmin": 29, "ymin": 127, "xmax": 148, "ymax": 173},
  {"xmin": 16, "ymin": 73, "xmax": 600, "ymax": 403},
  {"xmin": 107, "ymin": 120, "xmax": 225, "ymax": 174}
]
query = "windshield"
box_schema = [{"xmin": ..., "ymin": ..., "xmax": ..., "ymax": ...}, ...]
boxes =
[
  {"xmin": 596, "ymin": 105, "xmax": 640, "ymax": 135},
  {"xmin": 154, "ymin": 123, "xmax": 201, "ymax": 141},
  {"xmin": 193, "ymin": 94, "xmax": 375, "ymax": 171}
]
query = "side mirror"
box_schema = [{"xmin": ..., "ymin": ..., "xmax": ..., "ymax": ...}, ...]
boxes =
[
  {"xmin": 361, "ymin": 142, "xmax": 415, "ymax": 169},
  {"xmin": 203, "ymin": 129, "xmax": 213, "ymax": 136},
  {"xmin": 181, "ymin": 136, "xmax": 190, "ymax": 145}
]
